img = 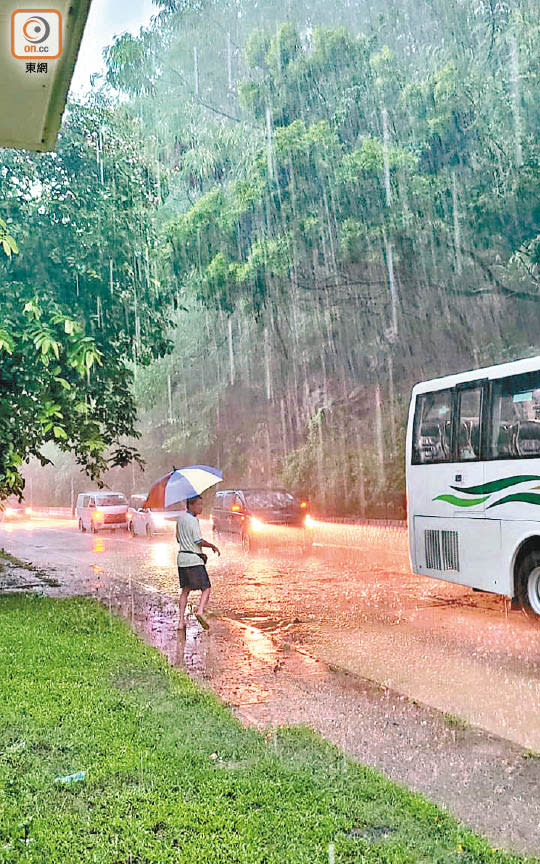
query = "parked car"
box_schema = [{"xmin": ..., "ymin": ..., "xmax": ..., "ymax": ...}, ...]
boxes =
[
  {"xmin": 129, "ymin": 503, "xmax": 185, "ymax": 538},
  {"xmin": 75, "ymin": 492, "xmax": 128, "ymax": 533},
  {"xmin": 0, "ymin": 498, "xmax": 32, "ymax": 522},
  {"xmin": 210, "ymin": 488, "xmax": 313, "ymax": 551}
]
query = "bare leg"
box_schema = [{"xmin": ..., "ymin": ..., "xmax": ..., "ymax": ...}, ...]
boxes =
[
  {"xmin": 195, "ymin": 588, "xmax": 211, "ymax": 629},
  {"xmin": 178, "ymin": 587, "xmax": 190, "ymax": 629},
  {"xmin": 197, "ymin": 587, "xmax": 211, "ymax": 617}
]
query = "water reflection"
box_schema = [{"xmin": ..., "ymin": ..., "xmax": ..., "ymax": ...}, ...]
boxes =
[
  {"xmin": 150, "ymin": 541, "xmax": 173, "ymax": 569},
  {"xmin": 239, "ymin": 622, "xmax": 278, "ymax": 663}
]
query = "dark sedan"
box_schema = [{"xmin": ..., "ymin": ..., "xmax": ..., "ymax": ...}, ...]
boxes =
[{"xmin": 210, "ymin": 488, "xmax": 313, "ymax": 552}]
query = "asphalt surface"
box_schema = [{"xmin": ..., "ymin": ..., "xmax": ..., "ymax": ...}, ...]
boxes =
[
  {"xmin": 2, "ymin": 515, "xmax": 540, "ymax": 854},
  {"xmin": 3, "ymin": 515, "xmax": 539, "ymax": 748}
]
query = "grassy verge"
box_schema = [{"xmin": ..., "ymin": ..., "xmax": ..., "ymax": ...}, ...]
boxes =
[{"xmin": 0, "ymin": 595, "xmax": 534, "ymax": 864}]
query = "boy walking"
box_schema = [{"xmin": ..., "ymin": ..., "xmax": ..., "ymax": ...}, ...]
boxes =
[{"xmin": 177, "ymin": 495, "xmax": 220, "ymax": 631}]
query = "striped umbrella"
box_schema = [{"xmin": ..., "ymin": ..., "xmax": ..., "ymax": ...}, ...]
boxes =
[{"xmin": 144, "ymin": 465, "xmax": 223, "ymax": 510}]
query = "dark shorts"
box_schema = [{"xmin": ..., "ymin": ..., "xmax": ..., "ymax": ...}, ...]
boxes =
[{"xmin": 178, "ymin": 565, "xmax": 211, "ymax": 591}]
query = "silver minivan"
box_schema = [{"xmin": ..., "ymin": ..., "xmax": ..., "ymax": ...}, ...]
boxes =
[{"xmin": 76, "ymin": 491, "xmax": 128, "ymax": 533}]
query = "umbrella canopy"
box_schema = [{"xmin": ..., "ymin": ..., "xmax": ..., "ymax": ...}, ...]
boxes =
[{"xmin": 144, "ymin": 465, "xmax": 223, "ymax": 510}]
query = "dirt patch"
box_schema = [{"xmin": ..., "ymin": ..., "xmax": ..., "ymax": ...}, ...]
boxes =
[{"xmin": 0, "ymin": 548, "xmax": 60, "ymax": 590}]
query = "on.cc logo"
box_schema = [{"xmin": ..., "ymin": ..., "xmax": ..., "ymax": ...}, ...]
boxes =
[
  {"xmin": 23, "ymin": 16, "xmax": 51, "ymax": 44},
  {"xmin": 11, "ymin": 9, "xmax": 62, "ymax": 60}
]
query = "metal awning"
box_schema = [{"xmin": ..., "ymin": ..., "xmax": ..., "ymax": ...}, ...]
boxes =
[{"xmin": 0, "ymin": 1, "xmax": 92, "ymax": 151}]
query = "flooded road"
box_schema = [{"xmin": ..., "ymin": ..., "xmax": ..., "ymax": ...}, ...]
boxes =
[
  {"xmin": 2, "ymin": 515, "xmax": 540, "ymax": 854},
  {"xmin": 2, "ymin": 515, "xmax": 539, "ymax": 750}
]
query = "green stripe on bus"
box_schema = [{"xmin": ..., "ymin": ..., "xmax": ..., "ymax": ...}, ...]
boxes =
[
  {"xmin": 434, "ymin": 494, "xmax": 490, "ymax": 507},
  {"xmin": 486, "ymin": 492, "xmax": 540, "ymax": 510},
  {"xmin": 449, "ymin": 475, "xmax": 540, "ymax": 496}
]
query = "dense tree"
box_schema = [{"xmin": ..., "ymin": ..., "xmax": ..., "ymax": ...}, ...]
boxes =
[
  {"xmin": 17, "ymin": 0, "xmax": 540, "ymax": 514},
  {"xmin": 0, "ymin": 102, "xmax": 172, "ymax": 499}
]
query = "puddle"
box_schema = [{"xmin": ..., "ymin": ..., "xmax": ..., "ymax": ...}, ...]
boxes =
[{"xmin": 86, "ymin": 576, "xmax": 540, "ymax": 856}]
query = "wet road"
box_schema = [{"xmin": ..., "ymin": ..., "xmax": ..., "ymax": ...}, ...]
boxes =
[{"xmin": 2, "ymin": 516, "xmax": 540, "ymax": 751}]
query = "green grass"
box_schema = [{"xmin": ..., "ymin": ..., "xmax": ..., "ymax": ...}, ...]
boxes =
[
  {"xmin": 522, "ymin": 749, "xmax": 540, "ymax": 761},
  {"xmin": 0, "ymin": 595, "xmax": 535, "ymax": 864},
  {"xmin": 442, "ymin": 713, "xmax": 470, "ymax": 731}
]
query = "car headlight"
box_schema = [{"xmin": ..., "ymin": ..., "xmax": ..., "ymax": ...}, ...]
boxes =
[
  {"xmin": 5, "ymin": 507, "xmax": 15, "ymax": 516},
  {"xmin": 93, "ymin": 511, "xmax": 104, "ymax": 521},
  {"xmin": 25, "ymin": 507, "xmax": 32, "ymax": 515},
  {"xmin": 304, "ymin": 514, "xmax": 314, "ymax": 528},
  {"xmin": 152, "ymin": 515, "xmax": 167, "ymax": 527},
  {"xmin": 250, "ymin": 517, "xmax": 264, "ymax": 532}
]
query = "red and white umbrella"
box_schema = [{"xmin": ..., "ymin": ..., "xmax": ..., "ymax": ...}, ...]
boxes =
[{"xmin": 144, "ymin": 465, "xmax": 223, "ymax": 510}]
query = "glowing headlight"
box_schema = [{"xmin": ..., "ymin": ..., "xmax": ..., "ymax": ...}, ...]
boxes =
[
  {"xmin": 152, "ymin": 515, "xmax": 167, "ymax": 527},
  {"xmin": 5, "ymin": 507, "xmax": 15, "ymax": 516},
  {"xmin": 250, "ymin": 517, "xmax": 264, "ymax": 532},
  {"xmin": 304, "ymin": 514, "xmax": 314, "ymax": 528},
  {"xmin": 93, "ymin": 511, "xmax": 104, "ymax": 521},
  {"xmin": 25, "ymin": 507, "xmax": 32, "ymax": 515}
]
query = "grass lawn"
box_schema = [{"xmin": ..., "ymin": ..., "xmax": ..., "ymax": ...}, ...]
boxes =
[{"xmin": 0, "ymin": 594, "xmax": 535, "ymax": 864}]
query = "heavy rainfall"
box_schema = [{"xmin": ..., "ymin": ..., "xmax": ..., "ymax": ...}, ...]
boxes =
[{"xmin": 1, "ymin": 0, "xmax": 540, "ymax": 862}]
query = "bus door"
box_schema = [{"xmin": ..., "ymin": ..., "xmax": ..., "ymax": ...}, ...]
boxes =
[
  {"xmin": 450, "ymin": 379, "xmax": 504, "ymax": 590},
  {"xmin": 450, "ymin": 381, "xmax": 487, "ymax": 516}
]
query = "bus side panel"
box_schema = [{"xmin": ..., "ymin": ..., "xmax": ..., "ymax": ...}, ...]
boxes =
[
  {"xmin": 484, "ymin": 458, "xmax": 540, "ymax": 595},
  {"xmin": 483, "ymin": 459, "xmax": 540, "ymax": 524},
  {"xmin": 413, "ymin": 515, "xmax": 503, "ymax": 593}
]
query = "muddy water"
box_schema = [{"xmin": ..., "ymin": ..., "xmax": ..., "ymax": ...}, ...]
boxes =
[
  {"xmin": 2, "ymin": 517, "xmax": 540, "ymax": 750},
  {"xmin": 83, "ymin": 574, "xmax": 540, "ymax": 856}
]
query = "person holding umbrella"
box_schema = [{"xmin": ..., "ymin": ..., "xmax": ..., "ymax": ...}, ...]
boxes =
[
  {"xmin": 177, "ymin": 494, "xmax": 220, "ymax": 631},
  {"xmin": 143, "ymin": 465, "xmax": 224, "ymax": 632}
]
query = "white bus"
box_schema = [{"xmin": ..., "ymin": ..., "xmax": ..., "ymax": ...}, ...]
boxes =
[{"xmin": 406, "ymin": 355, "xmax": 540, "ymax": 617}]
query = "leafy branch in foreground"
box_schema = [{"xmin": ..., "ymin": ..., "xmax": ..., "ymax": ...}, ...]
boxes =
[
  {"xmin": 0, "ymin": 279, "xmax": 139, "ymax": 499},
  {"xmin": 0, "ymin": 101, "xmax": 175, "ymax": 501}
]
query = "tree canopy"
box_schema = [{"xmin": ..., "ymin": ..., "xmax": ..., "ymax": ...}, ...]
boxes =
[
  {"xmin": 6, "ymin": 0, "xmax": 540, "ymax": 514},
  {"xmin": 0, "ymin": 103, "xmax": 172, "ymax": 499}
]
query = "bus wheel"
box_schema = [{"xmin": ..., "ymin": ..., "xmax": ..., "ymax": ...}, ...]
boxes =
[
  {"xmin": 517, "ymin": 552, "xmax": 540, "ymax": 618},
  {"xmin": 79, "ymin": 519, "xmax": 86, "ymax": 533}
]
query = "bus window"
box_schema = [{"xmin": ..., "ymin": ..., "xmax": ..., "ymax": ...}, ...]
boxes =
[
  {"xmin": 490, "ymin": 373, "xmax": 540, "ymax": 459},
  {"xmin": 412, "ymin": 389, "xmax": 453, "ymax": 464},
  {"xmin": 456, "ymin": 386, "xmax": 483, "ymax": 461}
]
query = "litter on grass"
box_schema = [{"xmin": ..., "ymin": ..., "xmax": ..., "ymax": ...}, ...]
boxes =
[{"xmin": 54, "ymin": 770, "xmax": 87, "ymax": 785}]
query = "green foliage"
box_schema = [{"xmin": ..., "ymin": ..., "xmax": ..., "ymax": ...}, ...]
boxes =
[
  {"xmin": 87, "ymin": 0, "xmax": 540, "ymax": 514},
  {"xmin": 0, "ymin": 102, "xmax": 172, "ymax": 499},
  {"xmin": 10, "ymin": 0, "xmax": 540, "ymax": 513}
]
